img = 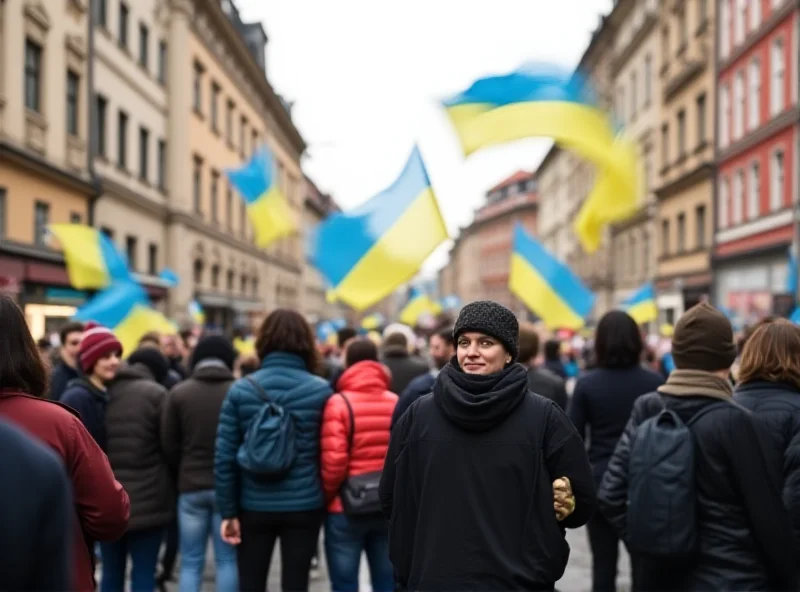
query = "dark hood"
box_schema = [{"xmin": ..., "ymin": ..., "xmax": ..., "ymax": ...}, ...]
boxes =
[
  {"xmin": 191, "ymin": 359, "xmax": 235, "ymax": 382},
  {"xmin": 433, "ymin": 359, "xmax": 528, "ymax": 432},
  {"xmin": 114, "ymin": 362, "xmax": 158, "ymax": 383}
]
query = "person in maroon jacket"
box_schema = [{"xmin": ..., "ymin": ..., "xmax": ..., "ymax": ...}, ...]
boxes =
[{"xmin": 0, "ymin": 294, "xmax": 130, "ymax": 592}]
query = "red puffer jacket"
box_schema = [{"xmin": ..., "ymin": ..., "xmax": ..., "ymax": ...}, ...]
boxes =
[{"xmin": 320, "ymin": 360, "xmax": 398, "ymax": 512}]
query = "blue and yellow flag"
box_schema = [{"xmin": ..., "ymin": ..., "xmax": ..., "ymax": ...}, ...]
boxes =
[
  {"xmin": 233, "ymin": 336, "xmax": 256, "ymax": 356},
  {"xmin": 73, "ymin": 281, "xmax": 175, "ymax": 357},
  {"xmin": 443, "ymin": 66, "xmax": 639, "ymax": 253},
  {"xmin": 361, "ymin": 312, "xmax": 384, "ymax": 331},
  {"xmin": 49, "ymin": 224, "xmax": 130, "ymax": 290},
  {"xmin": 226, "ymin": 145, "xmax": 296, "ymax": 247},
  {"xmin": 509, "ymin": 224, "xmax": 594, "ymax": 330},
  {"xmin": 188, "ymin": 299, "xmax": 206, "ymax": 326},
  {"xmin": 622, "ymin": 283, "xmax": 658, "ymax": 325},
  {"xmin": 440, "ymin": 294, "xmax": 461, "ymax": 310},
  {"xmin": 399, "ymin": 288, "xmax": 442, "ymax": 326},
  {"xmin": 308, "ymin": 146, "xmax": 448, "ymax": 311}
]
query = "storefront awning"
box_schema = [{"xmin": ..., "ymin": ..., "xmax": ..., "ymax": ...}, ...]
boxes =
[{"xmin": 197, "ymin": 292, "xmax": 264, "ymax": 313}]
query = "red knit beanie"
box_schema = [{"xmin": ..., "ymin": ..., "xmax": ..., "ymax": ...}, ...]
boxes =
[{"xmin": 79, "ymin": 322, "xmax": 123, "ymax": 374}]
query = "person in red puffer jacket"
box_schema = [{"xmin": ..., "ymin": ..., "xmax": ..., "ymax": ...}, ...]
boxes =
[{"xmin": 321, "ymin": 337, "xmax": 398, "ymax": 592}]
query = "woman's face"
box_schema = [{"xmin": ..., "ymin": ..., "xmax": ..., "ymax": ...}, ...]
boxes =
[{"xmin": 456, "ymin": 332, "xmax": 510, "ymax": 375}]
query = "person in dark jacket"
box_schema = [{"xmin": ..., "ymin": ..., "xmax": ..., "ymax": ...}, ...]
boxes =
[
  {"xmin": 543, "ymin": 339, "xmax": 567, "ymax": 379},
  {"xmin": 733, "ymin": 318, "xmax": 800, "ymax": 568},
  {"xmin": 215, "ymin": 309, "xmax": 332, "ymax": 592},
  {"xmin": 598, "ymin": 303, "xmax": 797, "ymax": 592},
  {"xmin": 101, "ymin": 347, "xmax": 175, "ymax": 592},
  {"xmin": 162, "ymin": 335, "xmax": 239, "ymax": 592},
  {"xmin": 326, "ymin": 327, "xmax": 357, "ymax": 389},
  {"xmin": 0, "ymin": 417, "xmax": 73, "ymax": 591},
  {"xmin": 518, "ymin": 322, "xmax": 569, "ymax": 411},
  {"xmin": 49, "ymin": 321, "xmax": 83, "ymax": 400},
  {"xmin": 60, "ymin": 323, "xmax": 122, "ymax": 449},
  {"xmin": 0, "ymin": 294, "xmax": 129, "ymax": 592},
  {"xmin": 139, "ymin": 332, "xmax": 183, "ymax": 389},
  {"xmin": 380, "ymin": 300, "xmax": 595, "ymax": 591},
  {"xmin": 381, "ymin": 330, "xmax": 429, "ymax": 395},
  {"xmin": 569, "ymin": 310, "xmax": 664, "ymax": 592},
  {"xmin": 391, "ymin": 326, "xmax": 455, "ymax": 428}
]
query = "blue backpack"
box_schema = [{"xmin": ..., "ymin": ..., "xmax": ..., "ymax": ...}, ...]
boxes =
[
  {"xmin": 627, "ymin": 399, "xmax": 729, "ymax": 557},
  {"xmin": 236, "ymin": 377, "xmax": 297, "ymax": 477}
]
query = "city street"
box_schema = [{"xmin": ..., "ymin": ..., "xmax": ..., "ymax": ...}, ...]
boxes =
[{"xmin": 162, "ymin": 526, "xmax": 631, "ymax": 592}]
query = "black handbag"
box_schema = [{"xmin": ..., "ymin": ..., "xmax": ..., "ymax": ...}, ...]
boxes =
[{"xmin": 338, "ymin": 394, "xmax": 383, "ymax": 517}]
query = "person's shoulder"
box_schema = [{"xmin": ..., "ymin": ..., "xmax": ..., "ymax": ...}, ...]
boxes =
[
  {"xmin": 636, "ymin": 366, "xmax": 667, "ymax": 387},
  {"xmin": 531, "ymin": 366, "xmax": 565, "ymax": 387},
  {"xmin": 406, "ymin": 371, "xmax": 434, "ymax": 392}
]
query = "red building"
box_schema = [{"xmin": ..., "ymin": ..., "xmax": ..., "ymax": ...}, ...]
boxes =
[{"xmin": 714, "ymin": 0, "xmax": 798, "ymax": 323}]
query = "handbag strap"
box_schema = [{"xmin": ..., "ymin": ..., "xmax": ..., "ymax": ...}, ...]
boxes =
[
  {"xmin": 245, "ymin": 376, "xmax": 271, "ymax": 403},
  {"xmin": 338, "ymin": 393, "xmax": 355, "ymax": 452}
]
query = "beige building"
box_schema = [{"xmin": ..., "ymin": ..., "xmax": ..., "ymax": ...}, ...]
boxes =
[
  {"xmin": 654, "ymin": 0, "xmax": 716, "ymax": 324},
  {"xmin": 437, "ymin": 227, "xmax": 481, "ymax": 307},
  {"xmin": 0, "ymin": 0, "xmax": 95, "ymax": 336},
  {"xmin": 608, "ymin": 0, "xmax": 661, "ymax": 307}
]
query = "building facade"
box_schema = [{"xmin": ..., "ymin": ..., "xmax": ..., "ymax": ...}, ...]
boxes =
[
  {"xmin": 609, "ymin": 0, "xmax": 662, "ymax": 306},
  {"xmin": 654, "ymin": 0, "xmax": 716, "ymax": 325},
  {"xmin": 0, "ymin": 0, "xmax": 96, "ymax": 337},
  {"xmin": 714, "ymin": 0, "xmax": 798, "ymax": 324},
  {"xmin": 438, "ymin": 226, "xmax": 482, "ymax": 307}
]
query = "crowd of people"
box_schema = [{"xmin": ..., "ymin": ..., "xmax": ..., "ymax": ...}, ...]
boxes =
[{"xmin": 1, "ymin": 291, "xmax": 799, "ymax": 591}]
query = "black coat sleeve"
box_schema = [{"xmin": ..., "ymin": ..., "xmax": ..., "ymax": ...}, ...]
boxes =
[
  {"xmin": 724, "ymin": 409, "xmax": 798, "ymax": 591},
  {"xmin": 543, "ymin": 402, "xmax": 596, "ymax": 529},
  {"xmin": 783, "ymin": 419, "xmax": 800, "ymax": 565}
]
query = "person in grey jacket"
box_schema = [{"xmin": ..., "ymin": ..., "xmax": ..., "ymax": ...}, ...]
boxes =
[{"xmin": 518, "ymin": 322, "xmax": 568, "ymax": 411}]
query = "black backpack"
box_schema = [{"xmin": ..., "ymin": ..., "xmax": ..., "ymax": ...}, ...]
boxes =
[{"xmin": 627, "ymin": 399, "xmax": 730, "ymax": 557}]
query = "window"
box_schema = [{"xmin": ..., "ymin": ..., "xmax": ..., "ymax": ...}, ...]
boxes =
[
  {"xmin": 678, "ymin": 8, "xmax": 688, "ymax": 49},
  {"xmin": 0, "ymin": 189, "xmax": 5, "ymax": 239},
  {"xmin": 721, "ymin": 0, "xmax": 731, "ymax": 57},
  {"xmin": 193, "ymin": 61, "xmax": 204, "ymax": 113},
  {"xmin": 696, "ymin": 93, "xmax": 706, "ymax": 145},
  {"xmin": 748, "ymin": 58, "xmax": 760, "ymax": 129},
  {"xmin": 630, "ymin": 71, "xmax": 637, "ymax": 118},
  {"xmin": 211, "ymin": 264, "xmax": 220, "ymax": 289},
  {"xmin": 138, "ymin": 23, "xmax": 149, "ymax": 68},
  {"xmin": 733, "ymin": 169, "xmax": 744, "ymax": 224},
  {"xmin": 771, "ymin": 38, "xmax": 785, "ymax": 115},
  {"xmin": 720, "ymin": 84, "xmax": 730, "ymax": 147},
  {"xmin": 719, "ymin": 177, "xmax": 729, "ymax": 228},
  {"xmin": 95, "ymin": 94, "xmax": 107, "ymax": 157},
  {"xmin": 643, "ymin": 232, "xmax": 650, "ymax": 272},
  {"xmin": 677, "ymin": 213, "xmax": 686, "ymax": 253},
  {"xmin": 661, "ymin": 123, "xmax": 669, "ymax": 167},
  {"xmin": 138, "ymin": 126, "xmax": 149, "ymax": 181},
  {"xmin": 193, "ymin": 260, "xmax": 203, "ymax": 285},
  {"xmin": 34, "ymin": 201, "xmax": 49, "ymax": 247},
  {"xmin": 117, "ymin": 110, "xmax": 128, "ymax": 169},
  {"xmin": 661, "ymin": 27, "xmax": 669, "ymax": 63},
  {"xmin": 157, "ymin": 139, "xmax": 166, "ymax": 191},
  {"xmin": 24, "ymin": 39, "xmax": 42, "ymax": 112},
  {"xmin": 698, "ymin": 0, "xmax": 708, "ymax": 24},
  {"xmin": 148, "ymin": 243, "xmax": 158, "ymax": 275},
  {"xmin": 616, "ymin": 87, "xmax": 625, "ymax": 124},
  {"xmin": 734, "ymin": 0, "xmax": 745, "ymax": 44},
  {"xmin": 226, "ymin": 182, "xmax": 233, "ymax": 229},
  {"xmin": 644, "ymin": 55, "xmax": 652, "ymax": 105},
  {"xmin": 733, "ymin": 71, "xmax": 744, "ymax": 139},
  {"xmin": 750, "ymin": 0, "xmax": 761, "ymax": 29},
  {"xmin": 253, "ymin": 277, "xmax": 259, "ymax": 297},
  {"xmin": 95, "ymin": 0, "xmax": 107, "ymax": 28},
  {"xmin": 240, "ymin": 199, "xmax": 246, "ymax": 237},
  {"xmin": 226, "ymin": 100, "xmax": 235, "ymax": 144},
  {"xmin": 193, "ymin": 156, "xmax": 203, "ymax": 213},
  {"xmin": 661, "ymin": 219, "xmax": 670, "ymax": 256},
  {"xmin": 227, "ymin": 269, "xmax": 234, "ymax": 291},
  {"xmin": 210, "ymin": 82, "xmax": 220, "ymax": 132},
  {"xmin": 119, "ymin": 2, "xmax": 129, "ymax": 49},
  {"xmin": 100, "ymin": 226, "xmax": 114, "ymax": 241},
  {"xmin": 241, "ymin": 275, "xmax": 247, "ymax": 294},
  {"xmin": 125, "ymin": 236, "xmax": 137, "ymax": 271},
  {"xmin": 771, "ymin": 149, "xmax": 785, "ymax": 210},
  {"xmin": 240, "ymin": 116, "xmax": 248, "ymax": 158},
  {"xmin": 251, "ymin": 130, "xmax": 259, "ymax": 155},
  {"xmin": 629, "ymin": 236, "xmax": 637, "ymax": 275},
  {"xmin": 696, "ymin": 205, "xmax": 706, "ymax": 248},
  {"xmin": 210, "ymin": 169, "xmax": 219, "ymax": 223},
  {"xmin": 748, "ymin": 161, "xmax": 760, "ymax": 219},
  {"xmin": 677, "ymin": 109, "xmax": 686, "ymax": 157},
  {"xmin": 66, "ymin": 70, "xmax": 80, "ymax": 137},
  {"xmin": 70, "ymin": 211, "xmax": 81, "ymax": 224},
  {"xmin": 157, "ymin": 41, "xmax": 167, "ymax": 85}
]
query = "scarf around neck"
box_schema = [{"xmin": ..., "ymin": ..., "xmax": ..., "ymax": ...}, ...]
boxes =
[{"xmin": 657, "ymin": 369, "xmax": 733, "ymax": 401}]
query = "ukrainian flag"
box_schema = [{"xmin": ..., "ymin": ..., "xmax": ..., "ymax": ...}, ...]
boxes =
[
  {"xmin": 443, "ymin": 66, "xmax": 639, "ymax": 253},
  {"xmin": 399, "ymin": 288, "xmax": 442, "ymax": 326},
  {"xmin": 509, "ymin": 224, "xmax": 594, "ymax": 330},
  {"xmin": 188, "ymin": 299, "xmax": 206, "ymax": 326},
  {"xmin": 361, "ymin": 313, "xmax": 384, "ymax": 331},
  {"xmin": 49, "ymin": 224, "xmax": 130, "ymax": 290},
  {"xmin": 308, "ymin": 146, "xmax": 448, "ymax": 311},
  {"xmin": 622, "ymin": 283, "xmax": 658, "ymax": 325},
  {"xmin": 226, "ymin": 145, "xmax": 296, "ymax": 248},
  {"xmin": 233, "ymin": 336, "xmax": 256, "ymax": 356},
  {"xmin": 74, "ymin": 281, "xmax": 176, "ymax": 356}
]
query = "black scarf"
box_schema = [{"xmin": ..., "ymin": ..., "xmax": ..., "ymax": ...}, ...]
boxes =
[{"xmin": 433, "ymin": 359, "xmax": 529, "ymax": 432}]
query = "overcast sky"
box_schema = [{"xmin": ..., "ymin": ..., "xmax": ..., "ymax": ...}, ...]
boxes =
[{"xmin": 238, "ymin": 0, "xmax": 613, "ymax": 274}]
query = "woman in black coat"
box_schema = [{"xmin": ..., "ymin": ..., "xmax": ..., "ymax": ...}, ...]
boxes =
[{"xmin": 734, "ymin": 318, "xmax": 800, "ymax": 569}]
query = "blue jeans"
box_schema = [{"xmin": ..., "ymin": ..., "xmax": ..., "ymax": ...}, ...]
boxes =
[
  {"xmin": 325, "ymin": 513, "xmax": 394, "ymax": 592},
  {"xmin": 178, "ymin": 490, "xmax": 238, "ymax": 592},
  {"xmin": 100, "ymin": 527, "xmax": 164, "ymax": 592}
]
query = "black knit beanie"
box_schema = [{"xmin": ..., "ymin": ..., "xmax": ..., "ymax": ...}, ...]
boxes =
[
  {"xmin": 127, "ymin": 348, "xmax": 171, "ymax": 385},
  {"xmin": 453, "ymin": 300, "xmax": 520, "ymax": 361},
  {"xmin": 191, "ymin": 335, "xmax": 238, "ymax": 370},
  {"xmin": 672, "ymin": 302, "xmax": 737, "ymax": 372}
]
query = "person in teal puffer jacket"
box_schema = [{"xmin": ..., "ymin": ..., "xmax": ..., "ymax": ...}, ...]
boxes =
[{"xmin": 214, "ymin": 309, "xmax": 332, "ymax": 592}]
